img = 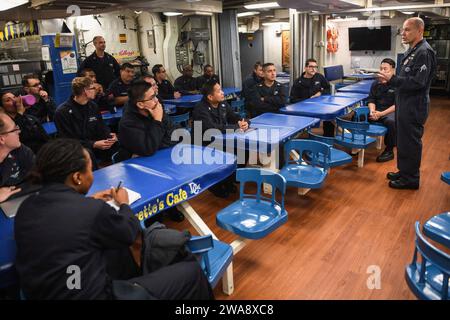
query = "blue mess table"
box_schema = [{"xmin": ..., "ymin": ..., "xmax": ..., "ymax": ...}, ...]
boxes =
[
  {"xmin": 280, "ymin": 94, "xmax": 365, "ymax": 120},
  {"xmin": 211, "ymin": 113, "xmax": 319, "ymax": 195},
  {"xmin": 344, "ymin": 73, "xmax": 377, "ymax": 80},
  {"xmin": 90, "ymin": 144, "xmax": 236, "ymax": 228},
  {"xmin": 42, "ymin": 121, "xmax": 57, "ymax": 135},
  {"xmin": 1, "ymin": 145, "xmax": 237, "ymax": 294},
  {"xmin": 163, "ymin": 87, "xmax": 242, "ymax": 109},
  {"xmin": 162, "ymin": 94, "xmax": 203, "ymax": 108},
  {"xmin": 89, "ymin": 144, "xmax": 237, "ymax": 294},
  {"xmin": 337, "ymin": 80, "xmax": 375, "ymax": 94},
  {"xmin": 334, "ymin": 92, "xmax": 369, "ymax": 100},
  {"xmin": 223, "ymin": 87, "xmax": 241, "ymax": 97},
  {"xmin": 211, "ymin": 113, "xmax": 319, "ymax": 153},
  {"xmin": 305, "ymin": 95, "xmax": 365, "ymax": 107}
]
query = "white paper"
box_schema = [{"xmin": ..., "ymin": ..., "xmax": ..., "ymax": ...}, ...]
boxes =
[
  {"xmin": 60, "ymin": 50, "xmax": 77, "ymax": 74},
  {"xmin": 12, "ymin": 64, "xmax": 20, "ymax": 71},
  {"xmin": 107, "ymin": 187, "xmax": 141, "ymax": 211},
  {"xmin": 41, "ymin": 46, "xmax": 50, "ymax": 61}
]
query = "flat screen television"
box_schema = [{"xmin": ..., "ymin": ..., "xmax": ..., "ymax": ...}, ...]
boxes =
[{"xmin": 349, "ymin": 26, "xmax": 391, "ymax": 51}]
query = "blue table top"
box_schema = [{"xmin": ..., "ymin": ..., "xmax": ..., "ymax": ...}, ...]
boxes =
[
  {"xmin": 344, "ymin": 73, "xmax": 377, "ymax": 80},
  {"xmin": 211, "ymin": 113, "xmax": 319, "ymax": 152},
  {"xmin": 337, "ymin": 80, "xmax": 375, "ymax": 94},
  {"xmin": 280, "ymin": 102, "xmax": 349, "ymax": 120},
  {"xmin": 42, "ymin": 121, "xmax": 57, "ymax": 135},
  {"xmin": 100, "ymin": 108, "xmax": 124, "ymax": 122},
  {"xmin": 279, "ymin": 92, "xmax": 364, "ymax": 120},
  {"xmin": 163, "ymin": 87, "xmax": 242, "ymax": 107},
  {"xmin": 89, "ymin": 144, "xmax": 236, "ymax": 225},
  {"xmin": 223, "ymin": 87, "xmax": 241, "ymax": 96},
  {"xmin": 163, "ymin": 94, "xmax": 203, "ymax": 107},
  {"xmin": 334, "ymin": 92, "xmax": 369, "ymax": 100},
  {"xmin": 251, "ymin": 113, "xmax": 320, "ymax": 128},
  {"xmin": 305, "ymin": 95, "xmax": 364, "ymax": 107}
]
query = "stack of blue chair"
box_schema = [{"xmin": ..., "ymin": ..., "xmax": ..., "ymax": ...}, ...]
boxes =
[
  {"xmin": 334, "ymin": 117, "xmax": 376, "ymax": 167},
  {"xmin": 405, "ymin": 222, "xmax": 450, "ymax": 300},
  {"xmin": 216, "ymin": 168, "xmax": 287, "ymax": 240},
  {"xmin": 279, "ymin": 139, "xmax": 330, "ymax": 192}
]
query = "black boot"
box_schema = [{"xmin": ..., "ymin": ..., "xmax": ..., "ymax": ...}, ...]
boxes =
[
  {"xmin": 386, "ymin": 171, "xmax": 401, "ymax": 181},
  {"xmin": 389, "ymin": 178, "xmax": 419, "ymax": 190},
  {"xmin": 376, "ymin": 149, "xmax": 394, "ymax": 162}
]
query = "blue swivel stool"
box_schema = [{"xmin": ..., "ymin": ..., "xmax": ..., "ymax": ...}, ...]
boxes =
[
  {"xmin": 215, "ymin": 168, "xmax": 287, "ymax": 294},
  {"xmin": 354, "ymin": 106, "xmax": 388, "ymax": 150},
  {"xmin": 405, "ymin": 221, "xmax": 450, "ymax": 300},
  {"xmin": 422, "ymin": 173, "xmax": 450, "ymax": 249},
  {"xmin": 187, "ymin": 235, "xmax": 233, "ymax": 290},
  {"xmin": 441, "ymin": 172, "xmax": 450, "ymax": 185},
  {"xmin": 279, "ymin": 139, "xmax": 330, "ymax": 196},
  {"xmin": 216, "ymin": 168, "xmax": 288, "ymax": 240},
  {"xmin": 334, "ymin": 117, "xmax": 376, "ymax": 168},
  {"xmin": 308, "ymin": 131, "xmax": 352, "ymax": 169},
  {"xmin": 423, "ymin": 212, "xmax": 450, "ymax": 249}
]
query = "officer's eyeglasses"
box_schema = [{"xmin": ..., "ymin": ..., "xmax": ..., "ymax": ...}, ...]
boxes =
[
  {"xmin": 0, "ymin": 125, "xmax": 21, "ymax": 135},
  {"xmin": 307, "ymin": 65, "xmax": 319, "ymax": 69},
  {"xmin": 138, "ymin": 95, "xmax": 158, "ymax": 103}
]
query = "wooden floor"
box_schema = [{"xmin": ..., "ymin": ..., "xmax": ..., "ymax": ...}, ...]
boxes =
[{"xmin": 166, "ymin": 97, "xmax": 450, "ymax": 300}]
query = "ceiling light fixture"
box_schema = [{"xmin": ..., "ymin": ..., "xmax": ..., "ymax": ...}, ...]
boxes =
[
  {"xmin": 0, "ymin": 0, "xmax": 28, "ymax": 11},
  {"xmin": 183, "ymin": 11, "xmax": 213, "ymax": 16},
  {"xmin": 163, "ymin": 12, "xmax": 183, "ymax": 16},
  {"xmin": 237, "ymin": 11, "xmax": 260, "ymax": 18},
  {"xmin": 244, "ymin": 2, "xmax": 280, "ymax": 10},
  {"xmin": 328, "ymin": 17, "xmax": 358, "ymax": 22}
]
